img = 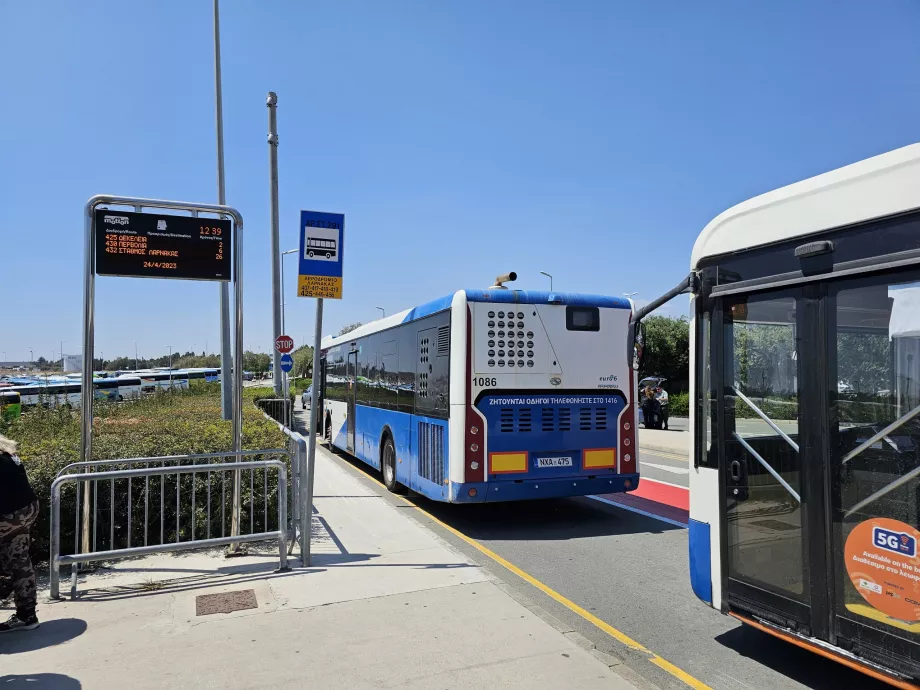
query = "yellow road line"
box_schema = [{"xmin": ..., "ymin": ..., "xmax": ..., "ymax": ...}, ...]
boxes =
[
  {"xmin": 639, "ymin": 448, "xmax": 688, "ymax": 462},
  {"xmin": 330, "ymin": 448, "xmax": 712, "ymax": 689}
]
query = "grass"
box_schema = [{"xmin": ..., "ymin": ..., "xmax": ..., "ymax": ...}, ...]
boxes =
[{"xmin": 1, "ymin": 383, "xmax": 288, "ymax": 565}]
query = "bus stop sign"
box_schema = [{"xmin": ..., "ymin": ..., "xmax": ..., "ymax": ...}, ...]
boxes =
[{"xmin": 297, "ymin": 210, "xmax": 344, "ymax": 299}]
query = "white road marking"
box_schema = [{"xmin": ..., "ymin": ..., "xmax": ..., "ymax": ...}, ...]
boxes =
[
  {"xmin": 588, "ymin": 495, "xmax": 688, "ymax": 528},
  {"xmin": 641, "ymin": 461, "xmax": 690, "ymax": 475}
]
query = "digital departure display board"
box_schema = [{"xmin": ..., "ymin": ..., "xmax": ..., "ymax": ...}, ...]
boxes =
[{"xmin": 94, "ymin": 209, "xmax": 231, "ymax": 281}]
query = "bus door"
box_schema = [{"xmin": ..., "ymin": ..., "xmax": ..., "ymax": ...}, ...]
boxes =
[
  {"xmin": 347, "ymin": 350, "xmax": 358, "ymax": 454},
  {"xmin": 716, "ymin": 272, "xmax": 920, "ymax": 675},
  {"xmin": 717, "ymin": 288, "xmax": 815, "ymax": 634},
  {"xmin": 828, "ymin": 271, "xmax": 920, "ymax": 674}
]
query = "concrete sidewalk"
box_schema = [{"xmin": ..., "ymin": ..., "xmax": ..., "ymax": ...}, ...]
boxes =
[
  {"xmin": 638, "ymin": 416, "xmax": 689, "ymax": 456},
  {"xmin": 1, "ymin": 446, "xmax": 637, "ymax": 689}
]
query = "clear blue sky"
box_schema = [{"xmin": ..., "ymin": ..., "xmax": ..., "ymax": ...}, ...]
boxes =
[{"xmin": 1, "ymin": 1, "xmax": 918, "ymax": 362}]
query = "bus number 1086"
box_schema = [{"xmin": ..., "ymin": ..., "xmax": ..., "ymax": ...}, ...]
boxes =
[{"xmin": 473, "ymin": 377, "xmax": 497, "ymax": 387}]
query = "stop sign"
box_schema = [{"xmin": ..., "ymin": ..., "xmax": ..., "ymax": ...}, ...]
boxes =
[{"xmin": 274, "ymin": 335, "xmax": 294, "ymax": 354}]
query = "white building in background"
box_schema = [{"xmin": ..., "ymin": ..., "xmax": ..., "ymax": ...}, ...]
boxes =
[{"xmin": 62, "ymin": 354, "xmax": 82, "ymax": 373}]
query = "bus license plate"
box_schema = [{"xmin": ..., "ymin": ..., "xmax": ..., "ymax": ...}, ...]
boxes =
[{"xmin": 537, "ymin": 456, "xmax": 572, "ymax": 468}]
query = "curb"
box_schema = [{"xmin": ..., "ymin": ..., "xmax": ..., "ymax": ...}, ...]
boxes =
[{"xmin": 638, "ymin": 444, "xmax": 688, "ymax": 458}]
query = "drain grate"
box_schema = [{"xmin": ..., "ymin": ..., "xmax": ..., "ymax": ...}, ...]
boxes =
[{"xmin": 195, "ymin": 589, "xmax": 258, "ymax": 616}]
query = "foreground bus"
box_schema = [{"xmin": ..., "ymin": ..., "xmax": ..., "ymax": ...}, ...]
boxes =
[
  {"xmin": 320, "ymin": 284, "xmax": 638, "ymax": 503},
  {"xmin": 688, "ymin": 143, "xmax": 920, "ymax": 686}
]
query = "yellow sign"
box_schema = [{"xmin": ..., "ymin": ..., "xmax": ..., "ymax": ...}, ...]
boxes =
[{"xmin": 298, "ymin": 274, "xmax": 343, "ymax": 299}]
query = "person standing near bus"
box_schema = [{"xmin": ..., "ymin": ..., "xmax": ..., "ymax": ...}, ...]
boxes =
[
  {"xmin": 655, "ymin": 384, "xmax": 670, "ymax": 430},
  {"xmin": 0, "ymin": 433, "xmax": 40, "ymax": 632}
]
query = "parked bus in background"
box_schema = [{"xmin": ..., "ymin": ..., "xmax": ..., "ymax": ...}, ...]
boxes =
[
  {"xmin": 138, "ymin": 372, "xmax": 190, "ymax": 393},
  {"xmin": 684, "ymin": 143, "xmax": 920, "ymax": 687},
  {"xmin": 0, "ymin": 391, "xmax": 21, "ymax": 421},
  {"xmin": 6, "ymin": 377, "xmax": 142, "ymax": 407},
  {"xmin": 8, "ymin": 382, "xmax": 81, "ymax": 407},
  {"xmin": 180, "ymin": 368, "xmax": 221, "ymax": 384},
  {"xmin": 320, "ymin": 276, "xmax": 639, "ymax": 503}
]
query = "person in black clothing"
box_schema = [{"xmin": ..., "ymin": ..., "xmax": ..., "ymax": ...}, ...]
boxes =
[{"xmin": 0, "ymin": 433, "xmax": 39, "ymax": 632}]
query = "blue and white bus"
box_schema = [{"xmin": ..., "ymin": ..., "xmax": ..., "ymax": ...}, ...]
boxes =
[
  {"xmin": 321, "ymin": 282, "xmax": 639, "ymax": 503},
  {"xmin": 684, "ymin": 143, "xmax": 920, "ymax": 686},
  {"xmin": 6, "ymin": 376, "xmax": 142, "ymax": 407}
]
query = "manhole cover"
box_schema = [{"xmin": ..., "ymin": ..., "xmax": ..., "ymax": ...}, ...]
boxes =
[{"xmin": 195, "ymin": 589, "xmax": 258, "ymax": 616}]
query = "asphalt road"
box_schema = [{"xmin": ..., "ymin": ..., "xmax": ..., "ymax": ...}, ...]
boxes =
[{"xmin": 292, "ymin": 409, "xmax": 890, "ymax": 690}]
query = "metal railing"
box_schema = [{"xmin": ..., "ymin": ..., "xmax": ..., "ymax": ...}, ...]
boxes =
[
  {"xmin": 256, "ymin": 406, "xmax": 315, "ymax": 566},
  {"xmin": 50, "ymin": 450, "xmax": 290, "ymax": 599},
  {"xmin": 256, "ymin": 397, "xmax": 293, "ymax": 429}
]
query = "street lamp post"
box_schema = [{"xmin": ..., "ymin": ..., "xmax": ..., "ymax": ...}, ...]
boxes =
[
  {"xmin": 376, "ymin": 307, "xmax": 385, "ymax": 319},
  {"xmin": 166, "ymin": 345, "xmax": 174, "ymax": 385},
  {"xmin": 281, "ymin": 249, "xmax": 298, "ymax": 335},
  {"xmin": 539, "ymin": 271, "xmax": 553, "ymax": 291}
]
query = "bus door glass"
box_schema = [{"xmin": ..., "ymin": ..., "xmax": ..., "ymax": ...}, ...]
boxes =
[
  {"xmin": 719, "ymin": 290, "xmax": 809, "ymax": 621},
  {"xmin": 831, "ymin": 273, "xmax": 920, "ymax": 666},
  {"xmin": 347, "ymin": 350, "xmax": 358, "ymax": 453}
]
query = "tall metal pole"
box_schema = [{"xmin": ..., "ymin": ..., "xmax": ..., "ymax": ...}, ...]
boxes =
[
  {"xmin": 281, "ymin": 254, "xmax": 285, "ymax": 337},
  {"xmin": 214, "ymin": 0, "xmax": 233, "ymax": 420},
  {"xmin": 268, "ymin": 92, "xmax": 283, "ymax": 396},
  {"xmin": 80, "ymin": 202, "xmax": 96, "ymax": 555},
  {"xmin": 305, "ymin": 298, "xmax": 323, "ymax": 565}
]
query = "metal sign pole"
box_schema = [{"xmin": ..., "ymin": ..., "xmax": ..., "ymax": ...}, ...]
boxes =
[
  {"xmin": 80, "ymin": 201, "xmax": 96, "ymax": 555},
  {"xmin": 80, "ymin": 195, "xmax": 245, "ymax": 553},
  {"xmin": 305, "ymin": 297, "xmax": 323, "ymax": 565}
]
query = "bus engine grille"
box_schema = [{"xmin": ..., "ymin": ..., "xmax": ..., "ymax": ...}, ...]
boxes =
[
  {"xmin": 499, "ymin": 406, "xmax": 609, "ymax": 433},
  {"xmin": 418, "ymin": 421, "xmax": 445, "ymax": 485}
]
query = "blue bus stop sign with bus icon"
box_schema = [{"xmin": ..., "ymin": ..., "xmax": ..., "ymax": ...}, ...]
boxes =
[
  {"xmin": 298, "ymin": 210, "xmax": 344, "ymax": 299},
  {"xmin": 279, "ymin": 353, "xmax": 294, "ymax": 373}
]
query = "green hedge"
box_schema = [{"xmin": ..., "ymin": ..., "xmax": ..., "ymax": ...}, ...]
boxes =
[
  {"xmin": 1, "ymin": 384, "xmax": 288, "ymax": 566},
  {"xmin": 670, "ymin": 392, "xmax": 689, "ymax": 417}
]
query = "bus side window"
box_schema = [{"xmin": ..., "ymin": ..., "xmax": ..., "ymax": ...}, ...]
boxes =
[{"xmin": 696, "ymin": 307, "xmax": 717, "ymax": 469}]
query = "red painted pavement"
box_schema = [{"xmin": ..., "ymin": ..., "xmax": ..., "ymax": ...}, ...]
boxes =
[
  {"xmin": 595, "ymin": 477, "xmax": 690, "ymax": 526},
  {"xmin": 631, "ymin": 477, "xmax": 689, "ymax": 511}
]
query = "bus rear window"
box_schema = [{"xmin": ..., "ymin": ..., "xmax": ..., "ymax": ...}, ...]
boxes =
[{"xmin": 566, "ymin": 306, "xmax": 599, "ymax": 331}]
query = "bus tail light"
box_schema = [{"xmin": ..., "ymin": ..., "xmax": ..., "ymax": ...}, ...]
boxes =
[
  {"xmin": 619, "ymin": 369, "xmax": 637, "ymax": 475},
  {"xmin": 465, "ymin": 307, "xmax": 485, "ymax": 483}
]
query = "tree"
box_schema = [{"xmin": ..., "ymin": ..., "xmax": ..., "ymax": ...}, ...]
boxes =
[
  {"xmin": 338, "ymin": 322, "xmax": 363, "ymax": 336},
  {"xmin": 293, "ymin": 345, "xmax": 313, "ymax": 378},
  {"xmin": 640, "ymin": 315, "xmax": 690, "ymax": 393},
  {"xmin": 242, "ymin": 351, "xmax": 271, "ymax": 374}
]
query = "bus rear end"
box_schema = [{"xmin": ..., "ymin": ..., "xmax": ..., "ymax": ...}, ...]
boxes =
[{"xmin": 449, "ymin": 290, "xmax": 638, "ymax": 503}]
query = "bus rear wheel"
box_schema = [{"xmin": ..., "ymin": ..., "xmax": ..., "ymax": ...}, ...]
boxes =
[{"xmin": 381, "ymin": 436, "xmax": 403, "ymax": 494}]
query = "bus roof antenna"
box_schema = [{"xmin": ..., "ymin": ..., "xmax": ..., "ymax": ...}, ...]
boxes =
[{"xmin": 489, "ymin": 272, "xmax": 517, "ymax": 290}]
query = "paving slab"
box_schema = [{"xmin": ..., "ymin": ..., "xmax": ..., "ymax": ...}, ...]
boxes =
[{"xmin": 1, "ymin": 444, "xmax": 637, "ymax": 690}]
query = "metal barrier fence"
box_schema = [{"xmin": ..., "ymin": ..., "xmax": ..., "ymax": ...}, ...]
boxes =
[
  {"xmin": 256, "ymin": 398, "xmax": 293, "ymax": 429},
  {"xmin": 50, "ymin": 449, "xmax": 290, "ymax": 599},
  {"xmin": 256, "ymin": 408, "xmax": 314, "ymax": 566}
]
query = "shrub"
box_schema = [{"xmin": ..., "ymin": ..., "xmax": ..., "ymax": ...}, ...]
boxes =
[
  {"xmin": 670, "ymin": 392, "xmax": 689, "ymax": 417},
  {"xmin": 2, "ymin": 384, "xmax": 288, "ymax": 565}
]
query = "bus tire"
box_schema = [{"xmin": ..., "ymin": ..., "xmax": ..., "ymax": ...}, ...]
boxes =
[
  {"xmin": 381, "ymin": 435, "xmax": 403, "ymax": 494},
  {"xmin": 324, "ymin": 416, "xmax": 332, "ymax": 446}
]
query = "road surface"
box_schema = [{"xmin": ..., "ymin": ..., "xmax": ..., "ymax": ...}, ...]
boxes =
[{"xmin": 293, "ymin": 408, "xmax": 890, "ymax": 690}]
